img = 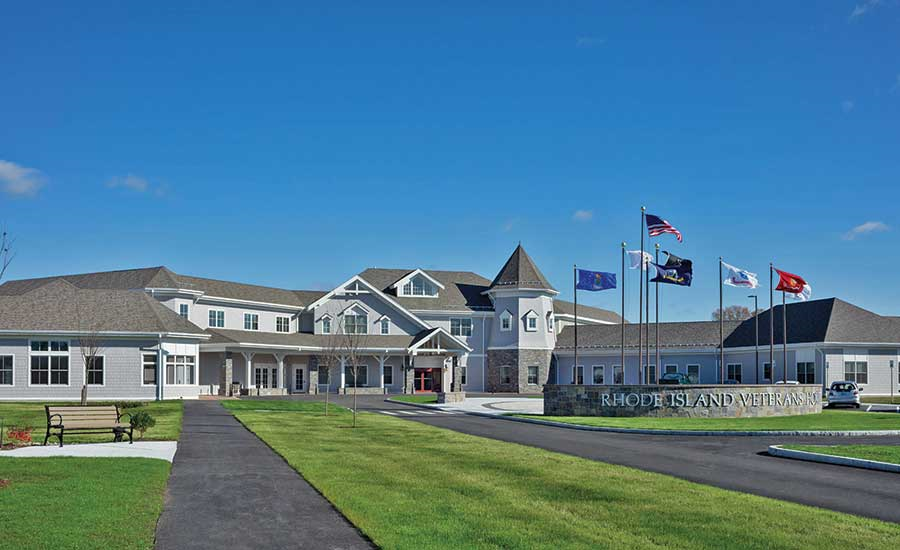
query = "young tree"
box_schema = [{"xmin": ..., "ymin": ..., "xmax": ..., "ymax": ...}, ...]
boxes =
[
  {"xmin": 339, "ymin": 317, "xmax": 369, "ymax": 428},
  {"xmin": 76, "ymin": 298, "xmax": 104, "ymax": 405},
  {"xmin": 317, "ymin": 326, "xmax": 343, "ymax": 417},
  {"xmin": 0, "ymin": 226, "xmax": 13, "ymax": 283},
  {"xmin": 712, "ymin": 305, "xmax": 752, "ymax": 321}
]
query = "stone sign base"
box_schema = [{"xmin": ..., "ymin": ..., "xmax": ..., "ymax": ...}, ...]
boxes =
[
  {"xmin": 437, "ymin": 391, "xmax": 465, "ymax": 404},
  {"xmin": 543, "ymin": 384, "xmax": 822, "ymax": 418}
]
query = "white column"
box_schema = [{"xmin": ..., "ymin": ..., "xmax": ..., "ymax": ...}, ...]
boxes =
[
  {"xmin": 377, "ymin": 355, "xmax": 386, "ymax": 389},
  {"xmin": 339, "ymin": 356, "xmax": 347, "ymax": 391},
  {"xmin": 241, "ymin": 351, "xmax": 256, "ymax": 389},
  {"xmin": 274, "ymin": 353, "xmax": 286, "ymax": 390}
]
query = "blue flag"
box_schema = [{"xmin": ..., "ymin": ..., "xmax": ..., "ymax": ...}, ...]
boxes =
[
  {"xmin": 650, "ymin": 262, "xmax": 692, "ymax": 287},
  {"xmin": 576, "ymin": 269, "xmax": 616, "ymax": 291}
]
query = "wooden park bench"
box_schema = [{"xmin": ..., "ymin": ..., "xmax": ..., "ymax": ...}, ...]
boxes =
[{"xmin": 44, "ymin": 405, "xmax": 134, "ymax": 447}]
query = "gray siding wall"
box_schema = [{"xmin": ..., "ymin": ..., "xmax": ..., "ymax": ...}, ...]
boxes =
[
  {"xmin": 313, "ymin": 294, "xmax": 422, "ymax": 336},
  {"xmin": 0, "ymin": 337, "xmax": 157, "ymax": 401}
]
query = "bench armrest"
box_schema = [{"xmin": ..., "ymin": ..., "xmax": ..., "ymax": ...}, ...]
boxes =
[
  {"xmin": 118, "ymin": 411, "xmax": 133, "ymax": 425},
  {"xmin": 47, "ymin": 413, "xmax": 63, "ymax": 427}
]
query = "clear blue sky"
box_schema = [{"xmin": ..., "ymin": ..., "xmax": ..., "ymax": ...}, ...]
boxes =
[{"xmin": 1, "ymin": 2, "xmax": 898, "ymax": 322}]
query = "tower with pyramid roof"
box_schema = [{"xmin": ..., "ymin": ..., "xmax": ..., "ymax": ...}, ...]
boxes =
[{"xmin": 484, "ymin": 244, "xmax": 558, "ymax": 392}]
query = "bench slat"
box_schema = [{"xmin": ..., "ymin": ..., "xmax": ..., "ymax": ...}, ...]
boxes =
[
  {"xmin": 51, "ymin": 421, "xmax": 130, "ymax": 428},
  {"xmin": 48, "ymin": 406, "xmax": 120, "ymax": 412}
]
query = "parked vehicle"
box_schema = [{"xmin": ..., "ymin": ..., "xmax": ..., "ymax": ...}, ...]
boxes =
[
  {"xmin": 827, "ymin": 381, "xmax": 862, "ymax": 408},
  {"xmin": 775, "ymin": 380, "xmax": 800, "ymax": 385},
  {"xmin": 658, "ymin": 373, "xmax": 692, "ymax": 385}
]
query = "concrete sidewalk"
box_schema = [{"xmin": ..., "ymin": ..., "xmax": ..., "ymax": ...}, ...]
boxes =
[
  {"xmin": 154, "ymin": 401, "xmax": 371, "ymax": 550},
  {"xmin": 0, "ymin": 441, "xmax": 177, "ymax": 462}
]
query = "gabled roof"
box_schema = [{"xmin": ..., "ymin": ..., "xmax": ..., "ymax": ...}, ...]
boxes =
[
  {"xmin": 557, "ymin": 298, "xmax": 900, "ymax": 352},
  {"xmin": 0, "ymin": 279, "xmax": 207, "ymax": 336},
  {"xmin": 389, "ymin": 269, "xmax": 446, "ymax": 291},
  {"xmin": 0, "ymin": 267, "xmax": 327, "ymax": 308},
  {"xmin": 488, "ymin": 245, "xmax": 556, "ymax": 293},
  {"xmin": 358, "ymin": 268, "xmax": 494, "ymax": 312}
]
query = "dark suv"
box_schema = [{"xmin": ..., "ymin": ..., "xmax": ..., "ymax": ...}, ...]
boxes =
[{"xmin": 657, "ymin": 372, "xmax": 692, "ymax": 385}]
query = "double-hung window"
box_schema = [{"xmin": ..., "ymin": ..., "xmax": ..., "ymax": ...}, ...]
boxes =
[
  {"xmin": 844, "ymin": 361, "xmax": 868, "ymax": 384},
  {"xmin": 321, "ymin": 317, "xmax": 332, "ymax": 334},
  {"xmin": 527, "ymin": 366, "xmax": 539, "ymax": 385},
  {"xmin": 166, "ymin": 355, "xmax": 195, "ymax": 385},
  {"xmin": 592, "ymin": 365, "xmax": 605, "ymax": 385},
  {"xmin": 573, "ymin": 365, "xmax": 584, "ymax": 385},
  {"xmin": 345, "ymin": 365, "xmax": 368, "ymax": 387},
  {"xmin": 687, "ymin": 364, "xmax": 700, "ymax": 383},
  {"xmin": 613, "ymin": 365, "xmax": 624, "ymax": 384},
  {"xmin": 208, "ymin": 310, "xmax": 225, "ymax": 328},
  {"xmin": 178, "ymin": 303, "xmax": 189, "ymax": 319},
  {"xmin": 276, "ymin": 316, "xmax": 291, "ymax": 333},
  {"xmin": 383, "ymin": 365, "xmax": 394, "ymax": 386},
  {"xmin": 30, "ymin": 340, "xmax": 69, "ymax": 386},
  {"xmin": 797, "ymin": 362, "xmax": 815, "ymax": 384},
  {"xmin": 86, "ymin": 356, "xmax": 104, "ymax": 385},
  {"xmin": 726, "ymin": 363, "xmax": 742, "ymax": 383},
  {"xmin": 500, "ymin": 366, "xmax": 513, "ymax": 385},
  {"xmin": 500, "ymin": 311, "xmax": 512, "ymax": 331},
  {"xmin": 344, "ymin": 314, "xmax": 367, "ymax": 334},
  {"xmin": 380, "ymin": 318, "xmax": 390, "ymax": 335},
  {"xmin": 526, "ymin": 315, "xmax": 538, "ymax": 331},
  {"xmin": 763, "ymin": 362, "xmax": 773, "ymax": 382},
  {"xmin": 143, "ymin": 353, "xmax": 158, "ymax": 385},
  {"xmin": 450, "ymin": 318, "xmax": 473, "ymax": 337},
  {"xmin": 0, "ymin": 355, "xmax": 12, "ymax": 385},
  {"xmin": 244, "ymin": 313, "xmax": 259, "ymax": 331}
]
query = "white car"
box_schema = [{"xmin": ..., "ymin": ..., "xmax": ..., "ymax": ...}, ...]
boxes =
[{"xmin": 827, "ymin": 381, "xmax": 862, "ymax": 408}]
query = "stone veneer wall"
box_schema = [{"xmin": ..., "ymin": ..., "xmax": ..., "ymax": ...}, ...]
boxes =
[
  {"xmin": 487, "ymin": 349, "xmax": 553, "ymax": 394},
  {"xmin": 543, "ymin": 384, "xmax": 822, "ymax": 418}
]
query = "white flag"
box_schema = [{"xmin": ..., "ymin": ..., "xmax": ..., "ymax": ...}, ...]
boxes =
[
  {"xmin": 722, "ymin": 262, "xmax": 759, "ymax": 289},
  {"xmin": 627, "ymin": 250, "xmax": 653, "ymax": 270},
  {"xmin": 786, "ymin": 283, "xmax": 812, "ymax": 301}
]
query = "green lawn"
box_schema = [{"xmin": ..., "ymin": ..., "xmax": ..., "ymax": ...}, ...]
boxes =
[
  {"xmin": 783, "ymin": 445, "xmax": 900, "ymax": 465},
  {"xmin": 0, "ymin": 457, "xmax": 170, "ymax": 550},
  {"xmin": 0, "ymin": 400, "xmax": 183, "ymax": 444},
  {"xmin": 390, "ymin": 394, "xmax": 437, "ymax": 404},
  {"xmin": 223, "ymin": 402, "xmax": 900, "ymax": 549},
  {"xmin": 516, "ymin": 410, "xmax": 900, "ymax": 431}
]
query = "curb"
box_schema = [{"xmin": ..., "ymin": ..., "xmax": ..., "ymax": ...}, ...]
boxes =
[
  {"xmin": 768, "ymin": 445, "xmax": 900, "ymax": 473},
  {"xmin": 384, "ymin": 400, "xmax": 900, "ymax": 437}
]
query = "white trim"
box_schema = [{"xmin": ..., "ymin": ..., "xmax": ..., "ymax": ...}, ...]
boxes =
[
  {"xmin": 27, "ymin": 339, "xmax": 72, "ymax": 388},
  {"xmin": 410, "ymin": 309, "xmax": 494, "ymax": 317},
  {"xmin": 192, "ymin": 293, "xmax": 304, "ymax": 313},
  {"xmin": 243, "ymin": 312, "xmax": 260, "ymax": 331},
  {"xmin": 141, "ymin": 351, "xmax": 159, "ymax": 387},
  {"xmin": 340, "ymin": 301, "xmax": 371, "ymax": 316},
  {"xmin": 591, "ymin": 364, "xmax": 605, "ymax": 385},
  {"xmin": 524, "ymin": 309, "xmax": 539, "ymax": 332},
  {"xmin": 0, "ymin": 330, "xmax": 209, "ymax": 340},
  {"xmin": 391, "ymin": 269, "xmax": 446, "ymax": 292},
  {"xmin": 304, "ymin": 275, "xmax": 432, "ymax": 331},
  {"xmin": 164, "ymin": 354, "xmax": 197, "ymax": 386},
  {"xmin": 408, "ymin": 327, "xmax": 474, "ymax": 354},
  {"xmin": 0, "ymin": 354, "xmax": 14, "ymax": 386},
  {"xmin": 85, "ymin": 353, "xmax": 107, "ymax": 387},
  {"xmin": 382, "ymin": 363, "xmax": 395, "ymax": 386},
  {"xmin": 554, "ymin": 313, "xmax": 617, "ymax": 326},
  {"xmin": 208, "ymin": 309, "xmax": 226, "ymax": 328},
  {"xmin": 275, "ymin": 315, "xmax": 291, "ymax": 334},
  {"xmin": 483, "ymin": 287, "xmax": 560, "ymax": 297},
  {"xmin": 499, "ymin": 310, "xmax": 512, "ymax": 332}
]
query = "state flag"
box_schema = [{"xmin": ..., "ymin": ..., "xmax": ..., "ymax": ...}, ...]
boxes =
[{"xmin": 576, "ymin": 269, "xmax": 616, "ymax": 291}]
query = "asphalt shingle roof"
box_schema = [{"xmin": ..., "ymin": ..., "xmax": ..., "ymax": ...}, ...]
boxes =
[
  {"xmin": 557, "ymin": 320, "xmax": 740, "ymax": 350},
  {"xmin": 0, "ymin": 279, "xmax": 206, "ymax": 335},
  {"xmin": 488, "ymin": 244, "xmax": 556, "ymax": 292},
  {"xmin": 358, "ymin": 268, "xmax": 495, "ymax": 312},
  {"xmin": 206, "ymin": 328, "xmax": 432, "ymax": 350}
]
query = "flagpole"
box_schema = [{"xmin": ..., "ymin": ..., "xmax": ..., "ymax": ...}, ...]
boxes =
[
  {"xmin": 573, "ymin": 264, "xmax": 578, "ymax": 385},
  {"xmin": 639, "ymin": 206, "xmax": 645, "ymax": 385},
  {"xmin": 621, "ymin": 243, "xmax": 626, "ymax": 380},
  {"xmin": 782, "ymin": 290, "xmax": 787, "ymax": 384},
  {"xmin": 768, "ymin": 264, "xmax": 774, "ymax": 383},
  {"xmin": 749, "ymin": 294, "xmax": 759, "ymax": 383},
  {"xmin": 654, "ymin": 243, "xmax": 660, "ymax": 382},
  {"xmin": 645, "ymin": 250, "xmax": 650, "ymax": 384},
  {"xmin": 719, "ymin": 256, "xmax": 724, "ymax": 384}
]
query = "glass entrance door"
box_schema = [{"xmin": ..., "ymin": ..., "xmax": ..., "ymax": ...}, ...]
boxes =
[{"xmin": 414, "ymin": 368, "xmax": 438, "ymax": 392}]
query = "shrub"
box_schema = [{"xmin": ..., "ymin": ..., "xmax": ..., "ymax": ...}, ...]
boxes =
[
  {"xmin": 130, "ymin": 411, "xmax": 156, "ymax": 439},
  {"xmin": 116, "ymin": 401, "xmax": 147, "ymax": 409}
]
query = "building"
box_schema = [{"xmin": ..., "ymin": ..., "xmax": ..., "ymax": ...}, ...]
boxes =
[
  {"xmin": 1, "ymin": 244, "xmax": 898, "ymax": 401},
  {"xmin": 0, "ymin": 245, "xmax": 618, "ymax": 400},
  {"xmin": 555, "ymin": 298, "xmax": 900, "ymax": 395}
]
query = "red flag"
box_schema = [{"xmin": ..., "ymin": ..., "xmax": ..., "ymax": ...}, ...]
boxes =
[{"xmin": 774, "ymin": 268, "xmax": 807, "ymax": 294}]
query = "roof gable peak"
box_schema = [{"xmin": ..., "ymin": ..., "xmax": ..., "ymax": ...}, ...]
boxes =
[{"xmin": 488, "ymin": 244, "xmax": 557, "ymax": 293}]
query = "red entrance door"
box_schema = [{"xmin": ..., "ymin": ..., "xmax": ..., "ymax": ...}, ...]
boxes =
[{"xmin": 414, "ymin": 368, "xmax": 438, "ymax": 393}]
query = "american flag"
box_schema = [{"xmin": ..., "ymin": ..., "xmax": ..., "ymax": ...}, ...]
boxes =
[{"xmin": 645, "ymin": 213, "xmax": 683, "ymax": 242}]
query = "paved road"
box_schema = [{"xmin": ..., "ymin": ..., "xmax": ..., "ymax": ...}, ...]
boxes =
[
  {"xmin": 267, "ymin": 394, "xmax": 900, "ymax": 523},
  {"xmin": 155, "ymin": 401, "xmax": 372, "ymax": 550}
]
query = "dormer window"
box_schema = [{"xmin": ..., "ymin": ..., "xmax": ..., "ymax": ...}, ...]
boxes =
[
  {"xmin": 321, "ymin": 316, "xmax": 332, "ymax": 334},
  {"xmin": 500, "ymin": 310, "xmax": 512, "ymax": 332},
  {"xmin": 380, "ymin": 318, "xmax": 390, "ymax": 335},
  {"xmin": 525, "ymin": 310, "xmax": 539, "ymax": 332},
  {"xmin": 394, "ymin": 270, "xmax": 444, "ymax": 297}
]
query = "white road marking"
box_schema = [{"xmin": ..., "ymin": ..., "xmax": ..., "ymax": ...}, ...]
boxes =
[
  {"xmin": 395, "ymin": 411, "xmax": 417, "ymax": 415},
  {"xmin": 867, "ymin": 405, "xmax": 873, "ymax": 412},
  {"xmin": 380, "ymin": 411, "xmax": 398, "ymax": 416},
  {"xmin": 417, "ymin": 411, "xmax": 436, "ymax": 415}
]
